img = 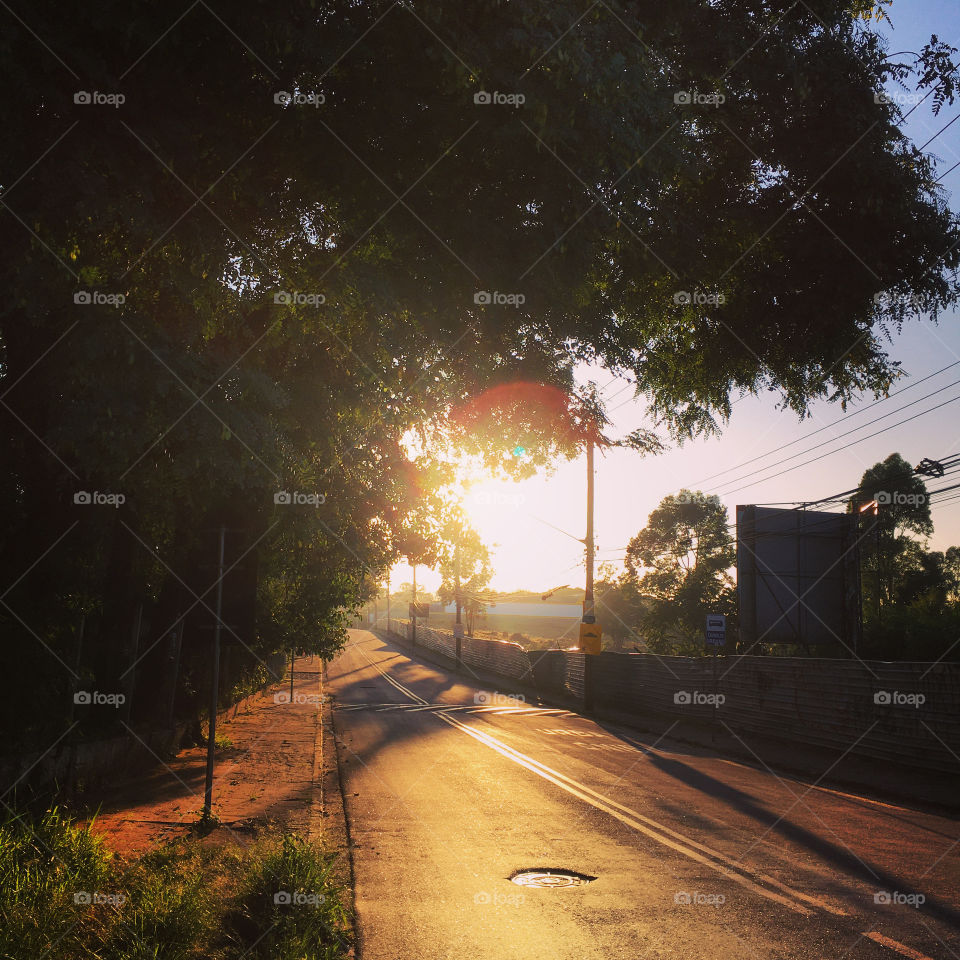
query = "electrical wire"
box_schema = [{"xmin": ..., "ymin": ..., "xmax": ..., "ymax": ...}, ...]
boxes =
[
  {"xmin": 714, "ymin": 395, "xmax": 960, "ymax": 497},
  {"xmin": 690, "ymin": 360, "xmax": 960, "ymax": 487}
]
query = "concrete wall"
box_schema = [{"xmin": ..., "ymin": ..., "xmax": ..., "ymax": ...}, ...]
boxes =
[
  {"xmin": 4, "ymin": 665, "xmax": 289, "ymax": 797},
  {"xmin": 375, "ymin": 618, "xmax": 960, "ymax": 774}
]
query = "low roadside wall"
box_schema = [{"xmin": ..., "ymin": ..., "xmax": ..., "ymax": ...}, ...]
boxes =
[
  {"xmin": 373, "ymin": 618, "xmax": 960, "ymax": 774},
  {"xmin": 3, "ymin": 653, "xmax": 290, "ymax": 796}
]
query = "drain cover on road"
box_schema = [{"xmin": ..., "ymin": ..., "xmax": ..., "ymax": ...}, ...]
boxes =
[{"xmin": 509, "ymin": 869, "xmax": 596, "ymax": 888}]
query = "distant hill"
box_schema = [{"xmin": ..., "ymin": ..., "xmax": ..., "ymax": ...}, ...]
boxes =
[{"xmin": 485, "ymin": 587, "xmax": 585, "ymax": 604}]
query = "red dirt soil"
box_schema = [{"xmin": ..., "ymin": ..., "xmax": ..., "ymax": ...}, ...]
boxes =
[{"xmin": 79, "ymin": 656, "xmax": 327, "ymax": 856}]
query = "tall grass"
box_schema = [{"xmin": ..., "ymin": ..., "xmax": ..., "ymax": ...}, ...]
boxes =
[
  {"xmin": 226, "ymin": 834, "xmax": 351, "ymax": 960},
  {"xmin": 0, "ymin": 807, "xmax": 350, "ymax": 960}
]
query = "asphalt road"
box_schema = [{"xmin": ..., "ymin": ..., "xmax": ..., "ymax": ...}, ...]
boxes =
[{"xmin": 328, "ymin": 629, "xmax": 960, "ymax": 960}]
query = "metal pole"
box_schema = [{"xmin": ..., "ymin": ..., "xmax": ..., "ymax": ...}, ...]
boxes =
[
  {"xmin": 203, "ymin": 525, "xmax": 226, "ymax": 821},
  {"xmin": 386, "ymin": 572, "xmax": 391, "ymax": 628},
  {"xmin": 167, "ymin": 619, "xmax": 184, "ymax": 729},
  {"xmin": 67, "ymin": 615, "xmax": 85, "ymax": 725},
  {"xmin": 124, "ymin": 604, "xmax": 142, "ymax": 725},
  {"xmin": 412, "ymin": 564, "xmax": 417, "ymax": 646}
]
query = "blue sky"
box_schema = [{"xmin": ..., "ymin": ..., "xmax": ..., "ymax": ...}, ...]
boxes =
[{"xmin": 396, "ymin": 0, "xmax": 960, "ymax": 594}]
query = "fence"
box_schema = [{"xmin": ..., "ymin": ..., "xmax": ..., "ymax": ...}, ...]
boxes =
[{"xmin": 371, "ymin": 618, "xmax": 960, "ymax": 773}]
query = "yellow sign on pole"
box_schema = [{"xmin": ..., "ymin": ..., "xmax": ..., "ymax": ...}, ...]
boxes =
[{"xmin": 579, "ymin": 622, "xmax": 602, "ymax": 655}]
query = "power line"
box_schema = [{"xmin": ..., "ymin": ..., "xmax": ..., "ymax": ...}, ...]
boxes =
[
  {"xmin": 919, "ymin": 112, "xmax": 960, "ymax": 151},
  {"xmin": 712, "ymin": 387, "xmax": 960, "ymax": 497},
  {"xmin": 690, "ymin": 360, "xmax": 960, "ymax": 487},
  {"xmin": 935, "ymin": 157, "xmax": 960, "ymax": 183},
  {"xmin": 756, "ymin": 454, "xmax": 960, "ymax": 512}
]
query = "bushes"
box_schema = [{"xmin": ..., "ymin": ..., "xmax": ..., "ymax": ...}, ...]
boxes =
[{"xmin": 861, "ymin": 602, "xmax": 960, "ymax": 661}]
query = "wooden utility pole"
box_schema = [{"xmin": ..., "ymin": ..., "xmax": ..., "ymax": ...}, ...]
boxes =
[
  {"xmin": 579, "ymin": 442, "xmax": 602, "ymax": 705},
  {"xmin": 455, "ymin": 537, "xmax": 463, "ymax": 632},
  {"xmin": 583, "ymin": 442, "xmax": 595, "ymax": 626},
  {"xmin": 203, "ymin": 525, "xmax": 226, "ymax": 821},
  {"xmin": 412, "ymin": 564, "xmax": 417, "ymax": 645}
]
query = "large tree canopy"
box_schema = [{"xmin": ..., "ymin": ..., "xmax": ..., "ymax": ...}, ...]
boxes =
[{"xmin": 2, "ymin": 0, "xmax": 959, "ymax": 743}]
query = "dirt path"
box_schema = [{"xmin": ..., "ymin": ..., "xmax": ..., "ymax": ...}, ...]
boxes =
[{"xmin": 80, "ymin": 656, "xmax": 339, "ymax": 856}]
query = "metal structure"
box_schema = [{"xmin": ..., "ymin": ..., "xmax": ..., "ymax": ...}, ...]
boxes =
[{"xmin": 736, "ymin": 505, "xmax": 862, "ymax": 653}]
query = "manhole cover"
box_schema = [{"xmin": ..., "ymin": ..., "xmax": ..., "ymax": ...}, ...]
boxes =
[{"xmin": 509, "ymin": 869, "xmax": 596, "ymax": 888}]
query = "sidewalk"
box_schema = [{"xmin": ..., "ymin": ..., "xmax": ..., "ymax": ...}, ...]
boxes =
[{"xmin": 79, "ymin": 656, "xmax": 337, "ymax": 856}]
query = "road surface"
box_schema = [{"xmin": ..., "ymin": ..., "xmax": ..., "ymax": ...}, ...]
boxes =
[{"xmin": 328, "ymin": 629, "xmax": 960, "ymax": 960}]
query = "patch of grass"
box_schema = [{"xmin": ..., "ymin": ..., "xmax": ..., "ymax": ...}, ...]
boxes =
[
  {"xmin": 0, "ymin": 806, "xmax": 351, "ymax": 960},
  {"xmin": 226, "ymin": 834, "xmax": 351, "ymax": 960},
  {"xmin": 0, "ymin": 806, "xmax": 112, "ymax": 959}
]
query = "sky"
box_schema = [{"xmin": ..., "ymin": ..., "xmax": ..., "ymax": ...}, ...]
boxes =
[{"xmin": 393, "ymin": 0, "xmax": 960, "ymax": 595}]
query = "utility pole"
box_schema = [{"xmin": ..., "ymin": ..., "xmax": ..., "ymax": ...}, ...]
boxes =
[
  {"xmin": 412, "ymin": 564, "xmax": 417, "ymax": 646},
  {"xmin": 203, "ymin": 525, "xmax": 226, "ymax": 822},
  {"xmin": 454, "ymin": 536, "xmax": 464, "ymax": 662},
  {"xmin": 579, "ymin": 443, "xmax": 602, "ymax": 714},
  {"xmin": 386, "ymin": 571, "xmax": 391, "ymax": 626},
  {"xmin": 579, "ymin": 442, "xmax": 602, "ymax": 656},
  {"xmin": 584, "ymin": 442, "xmax": 595, "ymax": 626},
  {"xmin": 454, "ymin": 536, "xmax": 463, "ymax": 634}
]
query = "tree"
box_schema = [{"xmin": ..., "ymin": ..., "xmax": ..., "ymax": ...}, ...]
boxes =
[
  {"xmin": 945, "ymin": 547, "xmax": 960, "ymax": 602},
  {"xmin": 436, "ymin": 520, "xmax": 493, "ymax": 637},
  {"xmin": 594, "ymin": 563, "xmax": 647, "ymax": 652},
  {"xmin": 848, "ymin": 453, "xmax": 932, "ymax": 610},
  {"xmin": 624, "ymin": 491, "xmax": 736, "ymax": 653},
  {"xmin": 4, "ymin": 2, "xmax": 960, "ymax": 745}
]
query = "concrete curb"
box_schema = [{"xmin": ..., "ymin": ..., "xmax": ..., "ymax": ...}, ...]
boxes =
[{"xmin": 320, "ymin": 661, "xmax": 358, "ymax": 958}]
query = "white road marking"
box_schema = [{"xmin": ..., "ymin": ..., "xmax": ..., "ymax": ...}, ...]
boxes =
[
  {"xmin": 345, "ymin": 630, "xmax": 938, "ymax": 960},
  {"xmin": 354, "ymin": 640, "xmax": 843, "ymax": 918},
  {"xmin": 863, "ymin": 932, "xmax": 934, "ymax": 960}
]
